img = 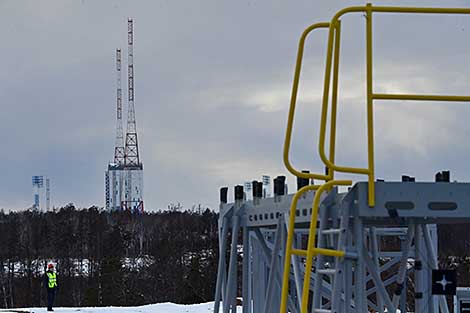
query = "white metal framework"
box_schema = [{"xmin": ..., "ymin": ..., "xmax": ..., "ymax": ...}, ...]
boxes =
[{"xmin": 214, "ymin": 181, "xmax": 457, "ymax": 313}]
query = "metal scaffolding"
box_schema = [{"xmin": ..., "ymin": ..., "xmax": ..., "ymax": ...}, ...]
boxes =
[
  {"xmin": 213, "ymin": 181, "xmax": 462, "ymax": 313},
  {"xmin": 214, "ymin": 3, "xmax": 470, "ymax": 313}
]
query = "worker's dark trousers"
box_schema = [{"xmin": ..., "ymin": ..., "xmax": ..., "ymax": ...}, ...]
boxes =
[{"xmin": 47, "ymin": 289, "xmax": 55, "ymax": 311}]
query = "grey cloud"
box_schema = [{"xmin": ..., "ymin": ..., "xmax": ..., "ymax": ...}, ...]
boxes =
[{"xmin": 2, "ymin": 0, "xmax": 470, "ymax": 210}]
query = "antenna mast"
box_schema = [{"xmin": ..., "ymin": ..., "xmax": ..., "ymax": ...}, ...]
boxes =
[
  {"xmin": 114, "ymin": 49, "xmax": 125, "ymax": 165},
  {"xmin": 46, "ymin": 178, "xmax": 51, "ymax": 210},
  {"xmin": 124, "ymin": 18, "xmax": 140, "ymax": 167}
]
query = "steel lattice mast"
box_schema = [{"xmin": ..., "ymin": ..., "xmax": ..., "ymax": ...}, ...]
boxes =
[
  {"xmin": 124, "ymin": 18, "xmax": 140, "ymax": 167},
  {"xmin": 114, "ymin": 48, "xmax": 125, "ymax": 165}
]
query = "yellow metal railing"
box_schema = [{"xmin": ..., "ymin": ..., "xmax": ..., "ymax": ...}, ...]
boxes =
[
  {"xmin": 281, "ymin": 21, "xmax": 351, "ymax": 313},
  {"xmin": 283, "ymin": 22, "xmax": 332, "ymax": 182},
  {"xmin": 320, "ymin": 4, "xmax": 470, "ymax": 208},
  {"xmin": 280, "ymin": 180, "xmax": 351, "ymax": 313},
  {"xmin": 280, "ymin": 4, "xmax": 470, "ymax": 313}
]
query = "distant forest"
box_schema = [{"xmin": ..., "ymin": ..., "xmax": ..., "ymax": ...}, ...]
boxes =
[
  {"xmin": 0, "ymin": 205, "xmax": 219, "ymax": 308},
  {"xmin": 1, "ymin": 206, "xmax": 470, "ymax": 309}
]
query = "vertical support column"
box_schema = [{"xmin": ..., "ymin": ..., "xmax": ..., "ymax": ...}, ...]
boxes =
[
  {"xmin": 278, "ymin": 222, "xmax": 287, "ymax": 312},
  {"xmin": 344, "ymin": 229, "xmax": 353, "ymax": 313},
  {"xmin": 223, "ymin": 215, "xmax": 240, "ymax": 313},
  {"xmin": 331, "ymin": 201, "xmax": 349, "ymax": 313},
  {"xmin": 365, "ymin": 2, "xmax": 375, "ymax": 207},
  {"xmin": 370, "ymin": 227, "xmax": 384, "ymax": 313},
  {"xmin": 248, "ymin": 234, "xmax": 252, "ymax": 313},
  {"xmin": 260, "ymin": 242, "xmax": 267, "ymax": 311},
  {"xmin": 313, "ymin": 202, "xmax": 330, "ymax": 309},
  {"xmin": 224, "ymin": 185, "xmax": 244, "ymax": 313},
  {"xmin": 290, "ymin": 226, "xmax": 303, "ymax": 308},
  {"xmin": 263, "ymin": 220, "xmax": 283, "ymax": 313},
  {"xmin": 429, "ymin": 224, "xmax": 439, "ymax": 313},
  {"xmin": 252, "ymin": 238, "xmax": 262, "ymax": 313},
  {"xmin": 214, "ymin": 217, "xmax": 229, "ymax": 313},
  {"xmin": 231, "ymin": 258, "xmax": 238, "ymax": 312},
  {"xmin": 399, "ymin": 234, "xmax": 409, "ymax": 313},
  {"xmin": 400, "ymin": 279, "xmax": 407, "ymax": 313},
  {"xmin": 423, "ymin": 224, "xmax": 449, "ymax": 313},
  {"xmin": 354, "ymin": 217, "xmax": 366, "ymax": 313},
  {"xmin": 415, "ymin": 224, "xmax": 424, "ymax": 313},
  {"xmin": 215, "ymin": 187, "xmax": 229, "ymax": 313},
  {"xmin": 253, "ymin": 232, "xmax": 268, "ymax": 313},
  {"xmin": 422, "ymin": 227, "xmax": 433, "ymax": 313},
  {"xmin": 242, "ymin": 225, "xmax": 251, "ymax": 313}
]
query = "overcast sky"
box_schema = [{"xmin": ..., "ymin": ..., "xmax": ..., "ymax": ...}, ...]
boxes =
[{"xmin": 2, "ymin": 0, "xmax": 470, "ymax": 211}]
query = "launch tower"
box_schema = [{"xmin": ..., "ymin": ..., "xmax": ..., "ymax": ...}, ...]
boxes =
[{"xmin": 105, "ymin": 18, "xmax": 144, "ymax": 213}]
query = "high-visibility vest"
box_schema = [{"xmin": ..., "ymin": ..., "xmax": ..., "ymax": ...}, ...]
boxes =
[{"xmin": 47, "ymin": 272, "xmax": 57, "ymax": 288}]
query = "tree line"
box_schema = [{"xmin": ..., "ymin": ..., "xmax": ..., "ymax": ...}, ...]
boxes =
[
  {"xmin": 0, "ymin": 204, "xmax": 219, "ymax": 308},
  {"xmin": 1, "ymin": 204, "xmax": 470, "ymax": 310}
]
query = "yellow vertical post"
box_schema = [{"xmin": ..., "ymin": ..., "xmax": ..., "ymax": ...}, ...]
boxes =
[
  {"xmin": 366, "ymin": 3, "xmax": 375, "ymax": 207},
  {"xmin": 280, "ymin": 185, "xmax": 320, "ymax": 313},
  {"xmin": 328, "ymin": 20, "xmax": 342, "ymax": 182},
  {"xmin": 299, "ymin": 180, "xmax": 351, "ymax": 313},
  {"xmin": 299, "ymin": 193, "xmax": 321, "ymax": 313},
  {"xmin": 318, "ymin": 22, "xmax": 336, "ymax": 174}
]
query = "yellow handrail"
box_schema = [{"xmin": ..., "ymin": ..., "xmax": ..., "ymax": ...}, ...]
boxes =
[
  {"xmin": 283, "ymin": 22, "xmax": 331, "ymax": 181},
  {"xmin": 373, "ymin": 93, "xmax": 470, "ymax": 102},
  {"xmin": 283, "ymin": 20, "xmax": 343, "ymax": 183},
  {"xmin": 318, "ymin": 3, "xmax": 470, "ymax": 207},
  {"xmin": 280, "ymin": 4, "xmax": 470, "ymax": 313},
  {"xmin": 280, "ymin": 184, "xmax": 320, "ymax": 313},
  {"xmin": 280, "ymin": 21, "xmax": 347, "ymax": 313},
  {"xmin": 299, "ymin": 180, "xmax": 351, "ymax": 313},
  {"xmin": 328, "ymin": 20, "xmax": 342, "ymax": 182},
  {"xmin": 280, "ymin": 180, "xmax": 351, "ymax": 313}
]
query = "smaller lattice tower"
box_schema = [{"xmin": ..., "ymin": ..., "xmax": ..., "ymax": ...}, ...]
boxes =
[
  {"xmin": 114, "ymin": 48, "xmax": 125, "ymax": 165},
  {"xmin": 105, "ymin": 49, "xmax": 127, "ymax": 211},
  {"xmin": 122, "ymin": 18, "xmax": 144, "ymax": 213}
]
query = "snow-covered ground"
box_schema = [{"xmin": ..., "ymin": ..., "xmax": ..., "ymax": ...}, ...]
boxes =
[{"xmin": 0, "ymin": 302, "xmax": 241, "ymax": 313}]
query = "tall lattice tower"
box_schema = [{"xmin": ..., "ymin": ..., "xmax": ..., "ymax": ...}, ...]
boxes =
[
  {"xmin": 123, "ymin": 17, "xmax": 144, "ymax": 213},
  {"xmin": 124, "ymin": 18, "xmax": 139, "ymax": 167},
  {"xmin": 105, "ymin": 49, "xmax": 127, "ymax": 211}
]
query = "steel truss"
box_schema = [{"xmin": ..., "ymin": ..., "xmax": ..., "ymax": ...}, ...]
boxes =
[{"xmin": 212, "ymin": 182, "xmax": 467, "ymax": 313}]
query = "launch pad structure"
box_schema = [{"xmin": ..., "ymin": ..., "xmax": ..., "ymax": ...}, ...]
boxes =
[
  {"xmin": 214, "ymin": 4, "xmax": 470, "ymax": 313},
  {"xmin": 105, "ymin": 18, "xmax": 144, "ymax": 213}
]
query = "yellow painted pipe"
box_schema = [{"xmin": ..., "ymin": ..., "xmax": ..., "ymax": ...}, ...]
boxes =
[
  {"xmin": 300, "ymin": 180, "xmax": 351, "ymax": 313},
  {"xmin": 318, "ymin": 20, "xmax": 370, "ymax": 176},
  {"xmin": 327, "ymin": 20, "xmax": 341, "ymax": 183},
  {"xmin": 373, "ymin": 93, "xmax": 470, "ymax": 101},
  {"xmin": 280, "ymin": 184, "xmax": 320, "ymax": 313},
  {"xmin": 282, "ymin": 4, "xmax": 470, "ymax": 312},
  {"xmin": 291, "ymin": 249, "xmax": 307, "ymax": 256},
  {"xmin": 366, "ymin": 3, "xmax": 375, "ymax": 207},
  {"xmin": 283, "ymin": 22, "xmax": 330, "ymax": 182}
]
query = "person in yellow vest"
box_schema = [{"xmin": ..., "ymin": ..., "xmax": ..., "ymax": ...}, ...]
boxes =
[{"xmin": 45, "ymin": 263, "xmax": 58, "ymax": 311}]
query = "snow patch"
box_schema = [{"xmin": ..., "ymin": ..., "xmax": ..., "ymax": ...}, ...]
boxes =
[{"xmin": 0, "ymin": 302, "xmax": 241, "ymax": 313}]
